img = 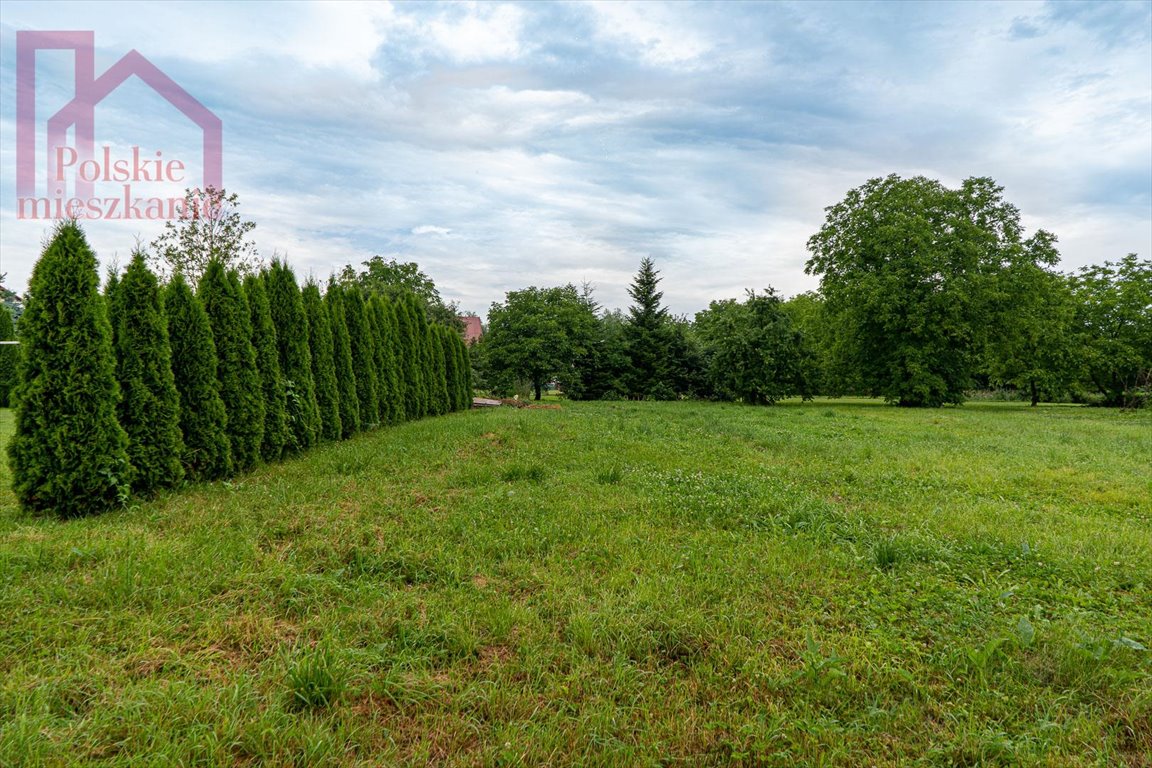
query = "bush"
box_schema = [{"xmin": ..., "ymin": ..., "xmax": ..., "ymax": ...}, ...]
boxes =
[
  {"xmin": 166, "ymin": 273, "xmax": 232, "ymax": 481},
  {"xmin": 0, "ymin": 304, "xmax": 17, "ymax": 408},
  {"xmin": 302, "ymin": 281, "xmax": 342, "ymax": 441},
  {"xmin": 324, "ymin": 282, "xmax": 360, "ymax": 437},
  {"xmin": 244, "ymin": 274, "xmax": 290, "ymax": 462},
  {"xmin": 199, "ymin": 260, "xmax": 265, "ymax": 471},
  {"xmin": 112, "ymin": 253, "xmax": 186, "ymax": 494},
  {"xmin": 7, "ymin": 221, "xmax": 133, "ymax": 516},
  {"xmin": 344, "ymin": 288, "xmax": 379, "ymax": 427},
  {"xmin": 265, "ymin": 261, "xmax": 321, "ymax": 452}
]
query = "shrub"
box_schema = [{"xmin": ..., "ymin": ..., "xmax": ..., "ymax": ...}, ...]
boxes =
[
  {"xmin": 244, "ymin": 273, "xmax": 289, "ymax": 462},
  {"xmin": 0, "ymin": 304, "xmax": 17, "ymax": 408},
  {"xmin": 370, "ymin": 294, "xmax": 403, "ymax": 425},
  {"xmin": 166, "ymin": 273, "xmax": 232, "ymax": 481},
  {"xmin": 302, "ymin": 281, "xmax": 341, "ymax": 441},
  {"xmin": 344, "ymin": 288, "xmax": 379, "ymax": 427},
  {"xmin": 265, "ymin": 261, "xmax": 321, "ymax": 452},
  {"xmin": 7, "ymin": 221, "xmax": 133, "ymax": 516},
  {"xmin": 199, "ymin": 260, "xmax": 265, "ymax": 471},
  {"xmin": 324, "ymin": 281, "xmax": 360, "ymax": 437},
  {"xmin": 113, "ymin": 253, "xmax": 186, "ymax": 494}
]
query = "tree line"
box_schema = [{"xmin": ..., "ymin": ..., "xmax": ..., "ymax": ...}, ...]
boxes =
[
  {"xmin": 473, "ymin": 176, "xmax": 1150, "ymax": 409},
  {"xmin": 5, "ymin": 220, "xmax": 471, "ymax": 518}
]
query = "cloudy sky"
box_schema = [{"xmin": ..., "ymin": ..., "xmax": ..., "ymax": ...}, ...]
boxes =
[{"xmin": 1, "ymin": 0, "xmax": 1149, "ymax": 317}]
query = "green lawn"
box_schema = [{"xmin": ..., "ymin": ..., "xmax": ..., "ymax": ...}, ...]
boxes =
[{"xmin": 1, "ymin": 400, "xmax": 1149, "ymax": 766}]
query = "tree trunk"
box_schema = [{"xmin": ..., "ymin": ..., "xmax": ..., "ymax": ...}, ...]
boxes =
[
  {"xmin": 534, "ymin": 380, "xmax": 542, "ymax": 400},
  {"xmin": 1030, "ymin": 380, "xmax": 1039, "ymax": 407}
]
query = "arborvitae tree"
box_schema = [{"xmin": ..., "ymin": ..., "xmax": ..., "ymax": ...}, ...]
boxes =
[
  {"xmin": 414, "ymin": 297, "xmax": 437, "ymax": 416},
  {"xmin": 393, "ymin": 294, "xmax": 422, "ymax": 420},
  {"xmin": 370, "ymin": 295, "xmax": 403, "ymax": 424},
  {"xmin": 166, "ymin": 273, "xmax": 232, "ymax": 480},
  {"xmin": 244, "ymin": 274, "xmax": 289, "ymax": 461},
  {"xmin": 113, "ymin": 253, "xmax": 186, "ymax": 494},
  {"xmin": 104, "ymin": 270, "xmax": 121, "ymax": 352},
  {"xmin": 0, "ymin": 304, "xmax": 17, "ymax": 408},
  {"xmin": 344, "ymin": 288, "xmax": 380, "ymax": 426},
  {"xmin": 429, "ymin": 323, "xmax": 450, "ymax": 415},
  {"xmin": 7, "ymin": 221, "xmax": 133, "ymax": 516},
  {"xmin": 264, "ymin": 260, "xmax": 321, "ymax": 451},
  {"xmin": 200, "ymin": 260, "xmax": 265, "ymax": 471},
  {"xmin": 457, "ymin": 333, "xmax": 473, "ymax": 409},
  {"xmin": 302, "ymin": 281, "xmax": 342, "ymax": 441},
  {"xmin": 438, "ymin": 326, "xmax": 460, "ymax": 412},
  {"xmin": 325, "ymin": 281, "xmax": 360, "ymax": 437}
]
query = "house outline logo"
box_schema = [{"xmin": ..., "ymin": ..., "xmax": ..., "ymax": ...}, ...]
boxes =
[{"xmin": 16, "ymin": 30, "xmax": 222, "ymax": 217}]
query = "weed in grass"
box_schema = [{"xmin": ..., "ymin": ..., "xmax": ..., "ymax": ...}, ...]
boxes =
[
  {"xmin": 595, "ymin": 466, "xmax": 624, "ymax": 485},
  {"xmin": 500, "ymin": 463, "xmax": 547, "ymax": 483},
  {"xmin": 872, "ymin": 536, "xmax": 902, "ymax": 571},
  {"xmin": 286, "ymin": 644, "xmax": 347, "ymax": 711}
]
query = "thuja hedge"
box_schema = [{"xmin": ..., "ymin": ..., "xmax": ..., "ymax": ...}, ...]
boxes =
[{"xmin": 7, "ymin": 223, "xmax": 472, "ymax": 517}]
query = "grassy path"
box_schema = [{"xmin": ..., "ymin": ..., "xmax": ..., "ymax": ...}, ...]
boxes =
[{"xmin": 1, "ymin": 400, "xmax": 1149, "ymax": 766}]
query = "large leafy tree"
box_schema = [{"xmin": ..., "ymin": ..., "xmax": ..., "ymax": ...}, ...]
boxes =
[
  {"xmin": 695, "ymin": 289, "xmax": 811, "ymax": 405},
  {"xmin": 265, "ymin": 260, "xmax": 321, "ymax": 451},
  {"xmin": 1068, "ymin": 254, "xmax": 1152, "ymax": 407},
  {"xmin": 166, "ymin": 273, "xmax": 232, "ymax": 480},
  {"xmin": 805, "ymin": 175, "xmax": 1056, "ymax": 407},
  {"xmin": 325, "ymin": 281, "xmax": 361, "ymax": 437},
  {"xmin": 339, "ymin": 256, "xmax": 460, "ymax": 328},
  {"xmin": 8, "ymin": 222, "xmax": 133, "ymax": 516},
  {"xmin": 112, "ymin": 253, "xmax": 186, "ymax": 494},
  {"xmin": 200, "ymin": 260, "xmax": 265, "ymax": 470},
  {"xmin": 482, "ymin": 284, "xmax": 598, "ymax": 400},
  {"xmin": 302, "ymin": 281, "xmax": 342, "ymax": 441},
  {"xmin": 244, "ymin": 274, "xmax": 289, "ymax": 461},
  {"xmin": 149, "ymin": 187, "xmax": 260, "ymax": 283}
]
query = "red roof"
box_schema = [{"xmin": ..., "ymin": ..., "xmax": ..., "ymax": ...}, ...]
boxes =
[{"xmin": 459, "ymin": 315, "xmax": 483, "ymax": 344}]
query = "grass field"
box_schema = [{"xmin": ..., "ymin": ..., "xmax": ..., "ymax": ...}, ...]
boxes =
[{"xmin": 0, "ymin": 400, "xmax": 1149, "ymax": 767}]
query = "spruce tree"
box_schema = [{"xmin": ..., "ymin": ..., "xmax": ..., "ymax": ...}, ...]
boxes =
[
  {"xmin": 370, "ymin": 295, "xmax": 403, "ymax": 424},
  {"xmin": 8, "ymin": 222, "xmax": 133, "ymax": 516},
  {"xmin": 325, "ymin": 281, "xmax": 360, "ymax": 437},
  {"xmin": 166, "ymin": 273, "xmax": 232, "ymax": 480},
  {"xmin": 114, "ymin": 253, "xmax": 186, "ymax": 494},
  {"xmin": 244, "ymin": 274, "xmax": 289, "ymax": 462},
  {"xmin": 265, "ymin": 261, "xmax": 321, "ymax": 451},
  {"xmin": 302, "ymin": 281, "xmax": 342, "ymax": 441},
  {"xmin": 0, "ymin": 305, "xmax": 17, "ymax": 408},
  {"xmin": 345, "ymin": 288, "xmax": 380, "ymax": 426},
  {"xmin": 200, "ymin": 260, "xmax": 265, "ymax": 471},
  {"xmin": 624, "ymin": 257, "xmax": 676, "ymax": 399}
]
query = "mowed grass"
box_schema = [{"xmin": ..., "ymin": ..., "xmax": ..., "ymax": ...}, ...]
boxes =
[{"xmin": 0, "ymin": 399, "xmax": 1149, "ymax": 767}]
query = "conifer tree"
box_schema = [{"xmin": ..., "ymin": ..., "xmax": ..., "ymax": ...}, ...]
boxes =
[
  {"xmin": 265, "ymin": 260, "xmax": 321, "ymax": 451},
  {"xmin": 345, "ymin": 288, "xmax": 380, "ymax": 426},
  {"xmin": 325, "ymin": 281, "xmax": 360, "ymax": 437},
  {"xmin": 413, "ymin": 297, "xmax": 437, "ymax": 417},
  {"xmin": 8, "ymin": 221, "xmax": 133, "ymax": 516},
  {"xmin": 457, "ymin": 333, "xmax": 474, "ymax": 409},
  {"xmin": 624, "ymin": 257, "xmax": 677, "ymax": 399},
  {"xmin": 395, "ymin": 295, "xmax": 426, "ymax": 419},
  {"xmin": 438, "ymin": 326, "xmax": 459, "ymax": 412},
  {"xmin": 0, "ymin": 304, "xmax": 17, "ymax": 408},
  {"xmin": 113, "ymin": 253, "xmax": 185, "ymax": 494},
  {"xmin": 429, "ymin": 323, "xmax": 450, "ymax": 415},
  {"xmin": 200, "ymin": 260, "xmax": 265, "ymax": 471},
  {"xmin": 302, "ymin": 281, "xmax": 342, "ymax": 441},
  {"xmin": 370, "ymin": 294, "xmax": 403, "ymax": 424},
  {"xmin": 244, "ymin": 274, "xmax": 289, "ymax": 461},
  {"xmin": 166, "ymin": 273, "xmax": 232, "ymax": 480}
]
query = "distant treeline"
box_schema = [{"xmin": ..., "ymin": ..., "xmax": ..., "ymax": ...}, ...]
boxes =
[
  {"xmin": 473, "ymin": 176, "xmax": 1150, "ymax": 409},
  {"xmin": 5, "ymin": 219, "xmax": 471, "ymax": 518}
]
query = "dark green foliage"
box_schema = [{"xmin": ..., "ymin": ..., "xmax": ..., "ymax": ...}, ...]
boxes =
[
  {"xmin": 406, "ymin": 294, "xmax": 433, "ymax": 418},
  {"xmin": 244, "ymin": 274, "xmax": 289, "ymax": 462},
  {"xmin": 325, "ymin": 282, "xmax": 360, "ymax": 437},
  {"xmin": 338, "ymin": 255, "xmax": 460, "ymax": 328},
  {"xmin": 429, "ymin": 323, "xmax": 450, "ymax": 415},
  {"xmin": 344, "ymin": 288, "xmax": 380, "ymax": 427},
  {"xmin": 1068, "ymin": 254, "xmax": 1152, "ymax": 407},
  {"xmin": 439, "ymin": 327, "xmax": 461, "ymax": 412},
  {"xmin": 571, "ymin": 309, "xmax": 629, "ymax": 400},
  {"xmin": 806, "ymin": 175, "xmax": 1057, "ymax": 407},
  {"xmin": 165, "ymin": 273, "xmax": 232, "ymax": 481},
  {"xmin": 7, "ymin": 222, "xmax": 132, "ymax": 516},
  {"xmin": 200, "ymin": 261, "xmax": 265, "ymax": 470},
  {"xmin": 369, "ymin": 295, "xmax": 402, "ymax": 425},
  {"xmin": 302, "ymin": 281, "xmax": 342, "ymax": 441},
  {"xmin": 623, "ymin": 258, "xmax": 678, "ymax": 399},
  {"xmin": 457, "ymin": 333, "xmax": 473, "ymax": 408},
  {"xmin": 0, "ymin": 304, "xmax": 16, "ymax": 408},
  {"xmin": 695, "ymin": 289, "xmax": 812, "ymax": 404},
  {"xmin": 113, "ymin": 253, "xmax": 186, "ymax": 493},
  {"xmin": 481, "ymin": 285, "xmax": 598, "ymax": 400},
  {"xmin": 265, "ymin": 260, "xmax": 321, "ymax": 451},
  {"xmin": 393, "ymin": 295, "xmax": 423, "ymax": 419}
]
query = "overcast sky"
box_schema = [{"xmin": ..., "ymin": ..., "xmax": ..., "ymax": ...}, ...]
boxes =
[{"xmin": 1, "ymin": 0, "xmax": 1149, "ymax": 318}]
